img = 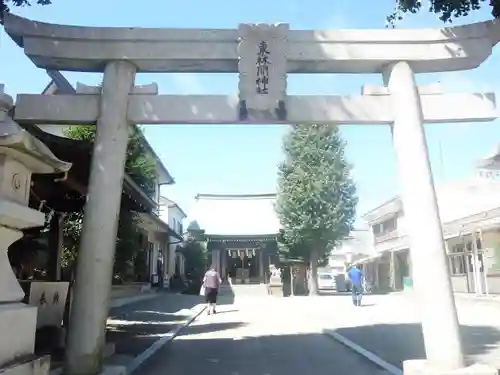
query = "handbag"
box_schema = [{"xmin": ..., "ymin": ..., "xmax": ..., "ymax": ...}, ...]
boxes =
[{"xmin": 199, "ymin": 284, "xmax": 206, "ymax": 296}]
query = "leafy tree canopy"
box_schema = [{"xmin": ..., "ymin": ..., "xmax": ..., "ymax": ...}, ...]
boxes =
[
  {"xmin": 275, "ymin": 124, "xmax": 357, "ymax": 294},
  {"xmin": 183, "ymin": 241, "xmax": 208, "ymax": 280},
  {"xmin": 63, "ymin": 125, "xmax": 157, "ymax": 196},
  {"xmin": 0, "ymin": 0, "xmax": 50, "ymax": 21},
  {"xmin": 62, "ymin": 125, "xmax": 157, "ymax": 282},
  {"xmin": 390, "ymin": 0, "xmax": 500, "ymax": 25}
]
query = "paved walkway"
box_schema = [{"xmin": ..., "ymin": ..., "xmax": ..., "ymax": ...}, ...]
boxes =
[
  {"xmin": 294, "ymin": 293, "xmax": 500, "ymax": 371},
  {"xmin": 137, "ymin": 296, "xmax": 384, "ymax": 375},
  {"xmin": 105, "ymin": 293, "xmax": 205, "ymax": 366}
]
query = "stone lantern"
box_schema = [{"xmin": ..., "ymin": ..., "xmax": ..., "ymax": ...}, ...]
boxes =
[{"xmin": 0, "ymin": 85, "xmax": 71, "ymax": 375}]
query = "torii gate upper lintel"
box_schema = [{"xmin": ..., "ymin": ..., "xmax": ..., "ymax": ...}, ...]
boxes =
[{"xmin": 3, "ymin": 13, "xmax": 500, "ymax": 74}]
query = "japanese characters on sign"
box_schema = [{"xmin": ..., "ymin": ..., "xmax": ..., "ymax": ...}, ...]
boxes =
[
  {"xmin": 256, "ymin": 41, "xmax": 270, "ymax": 95},
  {"xmin": 238, "ymin": 23, "xmax": 288, "ymax": 113},
  {"xmin": 29, "ymin": 281, "xmax": 69, "ymax": 329},
  {"xmin": 38, "ymin": 290, "xmax": 60, "ymax": 306}
]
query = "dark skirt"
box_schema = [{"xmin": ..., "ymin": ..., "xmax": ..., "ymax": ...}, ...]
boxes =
[{"xmin": 205, "ymin": 287, "xmax": 218, "ymax": 303}]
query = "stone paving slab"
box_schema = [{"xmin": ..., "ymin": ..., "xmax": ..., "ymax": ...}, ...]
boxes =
[{"xmin": 136, "ymin": 297, "xmax": 386, "ymax": 375}]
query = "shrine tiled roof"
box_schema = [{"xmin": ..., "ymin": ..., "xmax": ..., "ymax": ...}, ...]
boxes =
[{"xmin": 184, "ymin": 193, "xmax": 280, "ymax": 236}]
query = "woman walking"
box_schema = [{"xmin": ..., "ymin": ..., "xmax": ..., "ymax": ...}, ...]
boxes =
[{"xmin": 203, "ymin": 266, "xmax": 221, "ymax": 315}]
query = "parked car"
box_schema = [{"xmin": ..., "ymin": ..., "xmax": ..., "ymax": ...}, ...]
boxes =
[{"xmin": 317, "ymin": 273, "xmax": 336, "ymax": 291}]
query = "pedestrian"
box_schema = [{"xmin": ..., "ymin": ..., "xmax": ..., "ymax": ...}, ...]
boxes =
[
  {"xmin": 347, "ymin": 264, "xmax": 363, "ymax": 306},
  {"xmin": 203, "ymin": 265, "xmax": 221, "ymax": 315}
]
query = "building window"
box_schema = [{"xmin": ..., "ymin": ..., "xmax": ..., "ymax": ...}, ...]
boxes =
[
  {"xmin": 450, "ymin": 243, "xmax": 465, "ymax": 254},
  {"xmin": 171, "ymin": 218, "xmax": 183, "ymax": 235},
  {"xmin": 372, "ymin": 217, "xmax": 398, "ymax": 238},
  {"xmin": 448, "ymin": 243, "xmax": 466, "ymax": 276},
  {"xmin": 372, "ymin": 223, "xmax": 382, "ymax": 236},
  {"xmin": 448, "ymin": 254, "xmax": 467, "ymax": 275},
  {"xmin": 382, "ymin": 217, "xmax": 397, "ymax": 232}
]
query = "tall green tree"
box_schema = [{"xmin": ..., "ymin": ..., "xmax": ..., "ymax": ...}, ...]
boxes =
[
  {"xmin": 275, "ymin": 124, "xmax": 357, "ymax": 295},
  {"xmin": 62, "ymin": 125, "xmax": 156, "ymax": 282},
  {"xmin": 182, "ymin": 241, "xmax": 208, "ymax": 281}
]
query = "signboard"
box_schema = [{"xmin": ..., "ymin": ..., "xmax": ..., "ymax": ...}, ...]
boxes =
[
  {"xmin": 29, "ymin": 281, "xmax": 69, "ymax": 329},
  {"xmin": 238, "ymin": 23, "xmax": 288, "ymax": 113}
]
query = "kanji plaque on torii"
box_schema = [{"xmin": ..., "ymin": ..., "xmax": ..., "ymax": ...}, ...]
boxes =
[{"xmin": 237, "ymin": 23, "xmax": 288, "ymax": 119}]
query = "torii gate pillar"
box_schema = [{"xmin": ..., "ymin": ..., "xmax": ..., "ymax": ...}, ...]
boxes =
[
  {"xmin": 385, "ymin": 61, "xmax": 465, "ymax": 370},
  {"xmin": 65, "ymin": 61, "xmax": 137, "ymax": 375}
]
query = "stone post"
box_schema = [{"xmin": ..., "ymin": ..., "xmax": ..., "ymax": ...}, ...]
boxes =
[
  {"xmin": 65, "ymin": 61, "xmax": 136, "ymax": 375},
  {"xmin": 221, "ymin": 249, "xmax": 227, "ymax": 279},
  {"xmin": 259, "ymin": 251, "xmax": 264, "ymax": 282},
  {"xmin": 389, "ymin": 251, "xmax": 396, "ymax": 291},
  {"xmin": 0, "ymin": 85, "xmax": 71, "ymax": 375},
  {"xmin": 384, "ymin": 62, "xmax": 464, "ymax": 371}
]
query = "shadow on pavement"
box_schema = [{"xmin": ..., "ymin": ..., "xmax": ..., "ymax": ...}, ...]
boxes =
[
  {"xmin": 110, "ymin": 310, "xmax": 191, "ymax": 322},
  {"xmin": 106, "ymin": 294, "xmax": 205, "ymax": 357},
  {"xmin": 335, "ymin": 323, "xmax": 500, "ymax": 369},
  {"xmin": 107, "ymin": 319, "xmax": 182, "ymax": 355},
  {"xmin": 108, "ymin": 293, "xmax": 204, "ymax": 318},
  {"xmin": 106, "ymin": 291, "xmax": 240, "ymax": 358},
  {"xmin": 136, "ymin": 331, "xmax": 381, "ymax": 375},
  {"xmin": 178, "ymin": 321, "xmax": 246, "ymax": 337}
]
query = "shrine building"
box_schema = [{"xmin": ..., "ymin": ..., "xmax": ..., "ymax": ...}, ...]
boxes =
[{"xmin": 185, "ymin": 194, "xmax": 280, "ymax": 284}]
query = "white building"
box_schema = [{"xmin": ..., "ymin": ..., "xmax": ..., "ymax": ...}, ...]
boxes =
[
  {"xmin": 158, "ymin": 197, "xmax": 188, "ymax": 281},
  {"xmin": 360, "ymin": 168, "xmax": 500, "ymax": 294},
  {"xmin": 327, "ymin": 229, "xmax": 375, "ymax": 271}
]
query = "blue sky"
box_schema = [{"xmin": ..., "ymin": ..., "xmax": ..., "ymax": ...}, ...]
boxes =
[{"xmin": 2, "ymin": 0, "xmax": 500, "ymax": 224}]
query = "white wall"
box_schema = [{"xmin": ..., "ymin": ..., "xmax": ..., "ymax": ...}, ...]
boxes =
[
  {"xmin": 158, "ymin": 198, "xmax": 187, "ymax": 277},
  {"xmin": 158, "ymin": 199, "xmax": 186, "ymax": 235},
  {"xmin": 328, "ymin": 230, "xmax": 375, "ymax": 267},
  {"xmin": 335, "ymin": 230, "xmax": 375, "ymax": 255},
  {"xmin": 397, "ymin": 213, "xmax": 407, "ymax": 236}
]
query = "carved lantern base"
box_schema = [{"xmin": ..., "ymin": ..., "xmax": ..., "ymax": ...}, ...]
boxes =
[{"xmin": 0, "ymin": 85, "xmax": 71, "ymax": 375}]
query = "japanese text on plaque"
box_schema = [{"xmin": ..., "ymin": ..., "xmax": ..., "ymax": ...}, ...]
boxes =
[{"xmin": 256, "ymin": 41, "xmax": 270, "ymax": 94}]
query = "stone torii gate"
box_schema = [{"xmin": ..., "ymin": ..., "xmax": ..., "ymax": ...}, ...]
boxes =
[{"xmin": 3, "ymin": 14, "xmax": 500, "ymax": 375}]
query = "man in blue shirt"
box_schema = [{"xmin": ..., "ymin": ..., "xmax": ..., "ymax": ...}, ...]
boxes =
[{"xmin": 347, "ymin": 265, "xmax": 363, "ymax": 306}]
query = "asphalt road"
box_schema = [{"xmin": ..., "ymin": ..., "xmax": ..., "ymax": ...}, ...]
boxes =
[{"xmin": 137, "ymin": 297, "xmax": 386, "ymax": 375}]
